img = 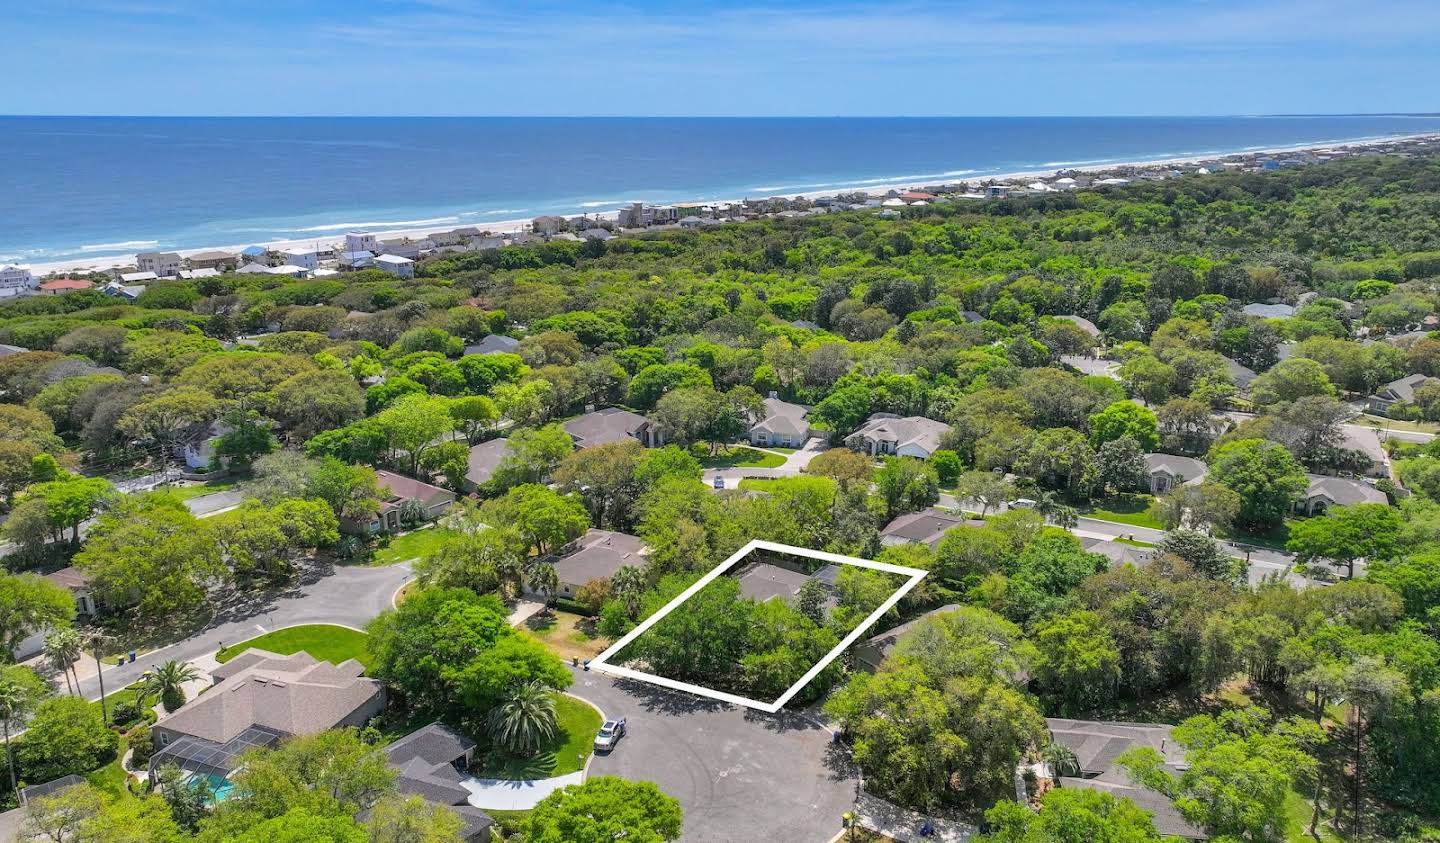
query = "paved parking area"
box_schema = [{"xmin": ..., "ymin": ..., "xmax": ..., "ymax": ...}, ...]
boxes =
[{"xmin": 568, "ymin": 667, "xmax": 857, "ymax": 843}]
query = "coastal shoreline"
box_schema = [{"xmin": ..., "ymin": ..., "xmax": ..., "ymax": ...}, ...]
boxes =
[{"xmin": 22, "ymin": 130, "xmax": 1440, "ymax": 277}]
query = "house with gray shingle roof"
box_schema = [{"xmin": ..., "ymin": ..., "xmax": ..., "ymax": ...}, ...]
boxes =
[
  {"xmin": 1045, "ymin": 718, "xmax": 1206, "ymax": 840},
  {"xmin": 844, "ymin": 413, "xmax": 951, "ymax": 460},
  {"xmin": 748, "ymin": 396, "xmax": 814, "ymax": 448},
  {"xmin": 1142, "ymin": 453, "xmax": 1207, "ymax": 495},
  {"xmin": 464, "ymin": 438, "xmax": 513, "ymax": 491},
  {"xmin": 373, "ymin": 723, "xmax": 493, "ymax": 842},
  {"xmin": 1295, "ymin": 474, "xmax": 1387, "ymax": 515},
  {"xmin": 1366, "ymin": 373, "xmax": 1436, "ymax": 413},
  {"xmin": 853, "ymin": 604, "xmax": 962, "ymax": 671},
  {"xmin": 564, "ymin": 407, "xmax": 661, "ymax": 449},
  {"xmin": 550, "ymin": 529, "xmax": 647, "ymax": 598},
  {"xmin": 149, "ymin": 649, "xmax": 385, "ymax": 780},
  {"xmin": 880, "ymin": 508, "xmax": 971, "ymax": 548},
  {"xmin": 463, "ymin": 335, "xmax": 521, "ymax": 356}
]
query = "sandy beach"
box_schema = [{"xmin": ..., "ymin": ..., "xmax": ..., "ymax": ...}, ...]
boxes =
[{"xmin": 23, "ymin": 131, "xmax": 1440, "ymax": 278}]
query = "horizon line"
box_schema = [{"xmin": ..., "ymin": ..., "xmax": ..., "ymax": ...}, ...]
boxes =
[{"xmin": 3, "ymin": 112, "xmax": 1440, "ymax": 120}]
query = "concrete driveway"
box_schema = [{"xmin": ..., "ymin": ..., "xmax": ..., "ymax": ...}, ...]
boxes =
[{"xmin": 568, "ymin": 667, "xmax": 857, "ymax": 843}]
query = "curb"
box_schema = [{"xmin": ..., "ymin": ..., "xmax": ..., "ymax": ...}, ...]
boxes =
[{"xmin": 563, "ymin": 690, "xmax": 607, "ymax": 781}]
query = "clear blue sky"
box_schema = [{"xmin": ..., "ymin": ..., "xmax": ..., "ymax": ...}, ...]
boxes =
[{"xmin": 5, "ymin": 0, "xmax": 1439, "ymax": 116}]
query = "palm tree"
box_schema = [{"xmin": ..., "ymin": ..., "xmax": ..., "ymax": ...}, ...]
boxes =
[
  {"xmin": 526, "ymin": 561, "xmax": 560, "ymax": 608},
  {"xmin": 142, "ymin": 660, "xmax": 202, "ymax": 713},
  {"xmin": 1042, "ymin": 741, "xmax": 1082, "ymax": 782},
  {"xmin": 611, "ymin": 565, "xmax": 646, "ymax": 619},
  {"xmin": 494, "ymin": 553, "xmax": 527, "ymax": 600},
  {"xmin": 486, "ymin": 681, "xmax": 558, "ymax": 757},
  {"xmin": 43, "ymin": 628, "xmax": 83, "ymax": 696},
  {"xmin": 0, "ymin": 669, "xmax": 44, "ymax": 801}
]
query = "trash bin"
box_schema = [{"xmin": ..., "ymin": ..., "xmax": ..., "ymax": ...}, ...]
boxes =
[{"xmin": 128, "ymin": 651, "xmax": 137, "ymax": 663}]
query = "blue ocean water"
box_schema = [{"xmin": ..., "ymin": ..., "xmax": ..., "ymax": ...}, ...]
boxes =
[{"xmin": 4, "ymin": 115, "xmax": 1440, "ymax": 265}]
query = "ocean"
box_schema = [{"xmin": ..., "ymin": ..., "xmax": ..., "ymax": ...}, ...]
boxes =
[{"xmin": 5, "ymin": 115, "xmax": 1440, "ymax": 266}]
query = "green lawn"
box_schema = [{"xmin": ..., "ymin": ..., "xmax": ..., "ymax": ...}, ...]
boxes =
[
  {"xmin": 85, "ymin": 755, "xmax": 133, "ymax": 802},
  {"xmin": 158, "ymin": 479, "xmax": 238, "ymax": 501},
  {"xmin": 371, "ymin": 527, "xmax": 460, "ymax": 566},
  {"xmin": 693, "ymin": 445, "xmax": 786, "ymax": 469},
  {"xmin": 469, "ymin": 693, "xmax": 601, "ymax": 780},
  {"xmin": 1355, "ymin": 412, "xmax": 1440, "ymax": 434},
  {"xmin": 217, "ymin": 624, "xmax": 372, "ymax": 670},
  {"xmin": 737, "ymin": 477, "xmax": 786, "ymax": 492},
  {"xmin": 1284, "ymin": 788, "xmax": 1345, "ymax": 843},
  {"xmin": 1083, "ymin": 494, "xmax": 1165, "ymax": 530}
]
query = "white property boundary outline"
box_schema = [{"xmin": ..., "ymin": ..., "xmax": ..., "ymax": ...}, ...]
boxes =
[{"xmin": 589, "ymin": 539, "xmax": 928, "ymax": 713}]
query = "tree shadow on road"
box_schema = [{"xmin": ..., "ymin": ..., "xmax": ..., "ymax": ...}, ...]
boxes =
[
  {"xmin": 612, "ymin": 678, "xmax": 733, "ymax": 717},
  {"xmin": 741, "ymin": 706, "xmax": 827, "ymax": 735},
  {"xmin": 821, "ymin": 740, "xmax": 858, "ymax": 784}
]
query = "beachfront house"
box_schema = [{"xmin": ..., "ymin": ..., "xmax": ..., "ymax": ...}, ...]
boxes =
[
  {"xmin": 531, "ymin": 215, "xmax": 567, "ymax": 235},
  {"xmin": 135, "ymin": 251, "xmax": 182, "ymax": 277},
  {"xmin": 186, "ymin": 250, "xmax": 238, "ymax": 271},
  {"xmin": 344, "ymin": 232, "xmax": 381, "ymax": 253},
  {"xmin": 843, "ymin": 413, "xmax": 951, "ymax": 459},
  {"xmin": 338, "ymin": 251, "xmax": 376, "ymax": 270},
  {"xmin": 374, "ymin": 254, "xmax": 415, "ymax": 278},
  {"xmin": 281, "ymin": 248, "xmax": 319, "ymax": 270},
  {"xmin": 37, "ymin": 278, "xmax": 92, "ymax": 296},
  {"xmin": 0, "ymin": 265, "xmax": 36, "ymax": 298}
]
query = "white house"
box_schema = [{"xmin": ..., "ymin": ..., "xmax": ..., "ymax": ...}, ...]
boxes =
[
  {"xmin": 0, "ymin": 264, "xmax": 36, "ymax": 298},
  {"xmin": 844, "ymin": 413, "xmax": 951, "ymax": 459},
  {"xmin": 281, "ymin": 249, "xmax": 320, "ymax": 270},
  {"xmin": 374, "ymin": 254, "xmax": 415, "ymax": 278},
  {"xmin": 344, "ymin": 232, "xmax": 381, "ymax": 253},
  {"xmin": 135, "ymin": 251, "xmax": 182, "ymax": 277},
  {"xmin": 120, "ymin": 270, "xmax": 159, "ymax": 284},
  {"xmin": 178, "ymin": 420, "xmax": 229, "ymax": 471},
  {"xmin": 268, "ymin": 264, "xmax": 312, "ymax": 279}
]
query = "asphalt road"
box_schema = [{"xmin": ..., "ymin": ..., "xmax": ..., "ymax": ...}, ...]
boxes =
[
  {"xmin": 77, "ymin": 561, "xmax": 413, "ymax": 700},
  {"xmin": 571, "ymin": 666, "xmax": 857, "ymax": 843}
]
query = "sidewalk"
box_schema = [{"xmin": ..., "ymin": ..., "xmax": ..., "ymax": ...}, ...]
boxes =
[
  {"xmin": 461, "ymin": 770, "xmax": 585, "ymax": 810},
  {"xmin": 855, "ymin": 793, "xmax": 976, "ymax": 843}
]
